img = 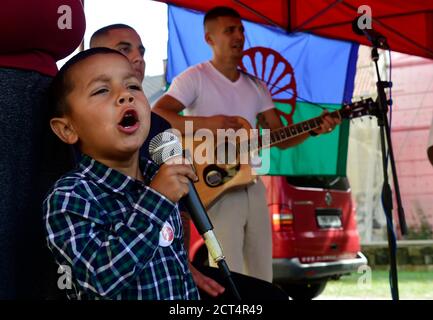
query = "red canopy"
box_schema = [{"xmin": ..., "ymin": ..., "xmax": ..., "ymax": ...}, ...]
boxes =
[{"xmin": 157, "ymin": 0, "xmax": 433, "ymax": 60}]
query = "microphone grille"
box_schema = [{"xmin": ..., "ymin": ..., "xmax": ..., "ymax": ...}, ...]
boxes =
[{"xmin": 149, "ymin": 131, "xmax": 183, "ymax": 165}]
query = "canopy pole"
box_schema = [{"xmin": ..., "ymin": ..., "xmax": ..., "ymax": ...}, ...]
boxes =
[
  {"xmin": 232, "ymin": 0, "xmax": 282, "ymax": 29},
  {"xmin": 291, "ymin": 0, "xmax": 343, "ymax": 33}
]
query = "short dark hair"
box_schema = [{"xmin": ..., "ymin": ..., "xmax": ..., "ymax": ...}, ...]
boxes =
[
  {"xmin": 90, "ymin": 24, "xmax": 134, "ymax": 48},
  {"xmin": 49, "ymin": 47, "xmax": 126, "ymax": 118},
  {"xmin": 203, "ymin": 6, "xmax": 241, "ymax": 26}
]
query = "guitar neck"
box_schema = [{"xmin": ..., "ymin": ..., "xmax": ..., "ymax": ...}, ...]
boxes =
[
  {"xmin": 258, "ymin": 109, "xmax": 342, "ymax": 150},
  {"xmin": 242, "ymin": 98, "xmax": 375, "ymax": 153}
]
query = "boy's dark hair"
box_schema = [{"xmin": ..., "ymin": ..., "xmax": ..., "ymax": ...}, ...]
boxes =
[
  {"xmin": 90, "ymin": 24, "xmax": 134, "ymax": 48},
  {"xmin": 49, "ymin": 47, "xmax": 126, "ymax": 118},
  {"xmin": 203, "ymin": 6, "xmax": 241, "ymax": 26}
]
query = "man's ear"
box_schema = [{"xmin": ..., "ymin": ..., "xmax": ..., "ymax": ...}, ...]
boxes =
[
  {"xmin": 50, "ymin": 117, "xmax": 78, "ymax": 145},
  {"xmin": 205, "ymin": 32, "xmax": 213, "ymax": 46}
]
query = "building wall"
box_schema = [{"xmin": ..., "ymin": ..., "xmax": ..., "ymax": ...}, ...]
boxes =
[
  {"xmin": 347, "ymin": 46, "xmax": 433, "ymax": 243},
  {"xmin": 390, "ymin": 53, "xmax": 433, "ymax": 231}
]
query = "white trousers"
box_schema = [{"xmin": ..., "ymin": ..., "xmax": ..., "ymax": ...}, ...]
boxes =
[{"xmin": 208, "ymin": 179, "xmax": 273, "ymax": 282}]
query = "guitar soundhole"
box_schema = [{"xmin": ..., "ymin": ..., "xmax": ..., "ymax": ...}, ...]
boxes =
[
  {"xmin": 203, "ymin": 165, "xmax": 226, "ymax": 188},
  {"xmin": 202, "ymin": 161, "xmax": 242, "ymax": 188},
  {"xmin": 206, "ymin": 170, "xmax": 223, "ymax": 187}
]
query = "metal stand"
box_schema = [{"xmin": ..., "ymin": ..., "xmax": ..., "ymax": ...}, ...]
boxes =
[
  {"xmin": 371, "ymin": 46, "xmax": 407, "ymax": 300},
  {"xmin": 202, "ymin": 229, "xmax": 241, "ymax": 300},
  {"xmin": 185, "ymin": 181, "xmax": 242, "ymax": 301},
  {"xmin": 217, "ymin": 260, "xmax": 242, "ymax": 300}
]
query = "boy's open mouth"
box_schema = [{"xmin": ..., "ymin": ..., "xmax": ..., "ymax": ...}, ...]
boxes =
[{"xmin": 118, "ymin": 109, "xmax": 139, "ymax": 128}]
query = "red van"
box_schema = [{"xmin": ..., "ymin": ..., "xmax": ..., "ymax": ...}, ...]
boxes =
[{"xmin": 189, "ymin": 175, "xmax": 367, "ymax": 300}]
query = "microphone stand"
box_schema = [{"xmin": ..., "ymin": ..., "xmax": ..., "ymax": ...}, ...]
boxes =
[
  {"xmin": 200, "ymin": 227, "xmax": 242, "ymax": 301},
  {"xmin": 217, "ymin": 260, "xmax": 242, "ymax": 300},
  {"xmin": 184, "ymin": 180, "xmax": 242, "ymax": 301},
  {"xmin": 370, "ymin": 43, "xmax": 407, "ymax": 301},
  {"xmin": 149, "ymin": 134, "xmax": 242, "ymax": 300}
]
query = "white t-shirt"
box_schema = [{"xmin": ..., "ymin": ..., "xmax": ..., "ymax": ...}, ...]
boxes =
[{"xmin": 166, "ymin": 61, "xmax": 274, "ymax": 128}]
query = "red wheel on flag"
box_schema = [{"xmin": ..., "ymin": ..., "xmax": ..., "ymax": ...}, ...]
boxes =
[{"xmin": 239, "ymin": 46, "xmax": 297, "ymax": 126}]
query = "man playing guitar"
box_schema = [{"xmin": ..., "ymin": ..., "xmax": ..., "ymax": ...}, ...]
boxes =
[{"xmin": 153, "ymin": 6, "xmax": 340, "ymax": 283}]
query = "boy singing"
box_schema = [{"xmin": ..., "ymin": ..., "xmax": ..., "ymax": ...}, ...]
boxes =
[{"xmin": 44, "ymin": 48, "xmax": 199, "ymax": 300}]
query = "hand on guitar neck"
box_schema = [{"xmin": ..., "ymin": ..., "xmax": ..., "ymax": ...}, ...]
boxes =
[
  {"xmin": 257, "ymin": 108, "xmax": 342, "ymax": 149},
  {"xmin": 309, "ymin": 110, "xmax": 342, "ymax": 136}
]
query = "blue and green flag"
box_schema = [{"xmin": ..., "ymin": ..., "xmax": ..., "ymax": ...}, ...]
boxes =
[{"xmin": 166, "ymin": 6, "xmax": 358, "ymax": 176}]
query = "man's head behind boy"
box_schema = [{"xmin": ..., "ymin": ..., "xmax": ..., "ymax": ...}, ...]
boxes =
[
  {"xmin": 90, "ymin": 24, "xmax": 146, "ymax": 82},
  {"xmin": 49, "ymin": 47, "xmax": 151, "ymax": 160}
]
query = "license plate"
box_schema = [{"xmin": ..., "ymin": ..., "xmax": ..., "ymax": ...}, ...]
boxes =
[{"xmin": 317, "ymin": 215, "xmax": 342, "ymax": 228}]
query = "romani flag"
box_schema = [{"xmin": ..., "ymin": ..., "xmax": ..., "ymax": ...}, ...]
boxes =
[{"xmin": 166, "ymin": 5, "xmax": 359, "ymax": 177}]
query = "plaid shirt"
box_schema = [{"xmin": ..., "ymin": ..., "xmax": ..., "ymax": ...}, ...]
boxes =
[{"xmin": 43, "ymin": 154, "xmax": 199, "ymax": 300}]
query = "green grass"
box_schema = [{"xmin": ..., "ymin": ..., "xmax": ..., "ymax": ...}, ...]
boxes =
[{"xmin": 318, "ymin": 268, "xmax": 433, "ymax": 300}]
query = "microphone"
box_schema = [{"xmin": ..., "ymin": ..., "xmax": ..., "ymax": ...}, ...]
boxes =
[
  {"xmin": 148, "ymin": 131, "xmax": 224, "ymax": 263},
  {"xmin": 352, "ymin": 16, "xmax": 389, "ymax": 50},
  {"xmin": 149, "ymin": 131, "xmax": 242, "ymax": 300}
]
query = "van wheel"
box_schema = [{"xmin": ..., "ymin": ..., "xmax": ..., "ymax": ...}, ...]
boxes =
[{"xmin": 279, "ymin": 280, "xmax": 327, "ymax": 300}]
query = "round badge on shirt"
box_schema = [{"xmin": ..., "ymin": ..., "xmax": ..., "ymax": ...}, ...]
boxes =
[{"xmin": 159, "ymin": 221, "xmax": 175, "ymax": 247}]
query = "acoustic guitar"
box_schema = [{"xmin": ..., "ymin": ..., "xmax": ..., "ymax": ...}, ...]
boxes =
[{"xmin": 184, "ymin": 98, "xmax": 376, "ymax": 209}]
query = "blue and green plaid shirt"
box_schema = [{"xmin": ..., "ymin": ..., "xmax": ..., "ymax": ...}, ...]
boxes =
[{"xmin": 43, "ymin": 154, "xmax": 199, "ymax": 300}]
